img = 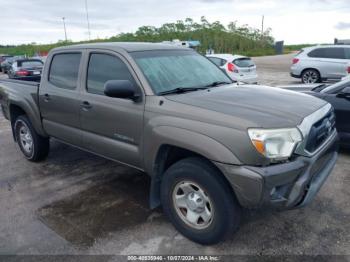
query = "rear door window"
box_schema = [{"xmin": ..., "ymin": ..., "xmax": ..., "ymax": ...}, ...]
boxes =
[
  {"xmin": 233, "ymin": 58, "xmax": 254, "ymax": 67},
  {"xmin": 308, "ymin": 48, "xmax": 345, "ymax": 59},
  {"xmin": 49, "ymin": 53, "xmax": 81, "ymax": 90}
]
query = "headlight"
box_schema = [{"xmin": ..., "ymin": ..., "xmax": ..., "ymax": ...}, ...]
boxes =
[{"xmin": 248, "ymin": 128, "xmax": 303, "ymax": 161}]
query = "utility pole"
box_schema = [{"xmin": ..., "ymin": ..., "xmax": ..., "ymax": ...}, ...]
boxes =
[
  {"xmin": 62, "ymin": 17, "xmax": 67, "ymax": 42},
  {"xmin": 85, "ymin": 0, "xmax": 91, "ymax": 40},
  {"xmin": 261, "ymin": 15, "xmax": 265, "ymax": 46}
]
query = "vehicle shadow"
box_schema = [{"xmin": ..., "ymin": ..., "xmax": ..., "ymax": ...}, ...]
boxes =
[
  {"xmin": 339, "ymin": 147, "xmax": 350, "ymax": 156},
  {"xmin": 36, "ymin": 140, "xmax": 164, "ymax": 248}
]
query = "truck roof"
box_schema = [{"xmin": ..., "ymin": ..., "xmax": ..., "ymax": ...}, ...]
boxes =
[{"xmin": 52, "ymin": 42, "xmax": 189, "ymax": 53}]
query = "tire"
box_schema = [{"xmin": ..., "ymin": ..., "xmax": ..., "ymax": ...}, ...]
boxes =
[
  {"xmin": 160, "ymin": 157, "xmax": 241, "ymax": 245},
  {"xmin": 14, "ymin": 115, "xmax": 50, "ymax": 162},
  {"xmin": 301, "ymin": 69, "xmax": 321, "ymax": 83}
]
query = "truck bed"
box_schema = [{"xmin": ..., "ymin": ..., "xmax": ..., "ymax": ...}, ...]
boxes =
[{"xmin": 0, "ymin": 78, "xmax": 40, "ymax": 122}]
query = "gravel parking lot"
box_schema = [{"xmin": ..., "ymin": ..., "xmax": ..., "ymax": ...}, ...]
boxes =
[{"xmin": 0, "ymin": 54, "xmax": 349, "ymax": 257}]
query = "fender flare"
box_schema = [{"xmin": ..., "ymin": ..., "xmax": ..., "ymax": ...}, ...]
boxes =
[
  {"xmin": 9, "ymin": 100, "xmax": 47, "ymax": 138},
  {"xmin": 144, "ymin": 126, "xmax": 241, "ymax": 209}
]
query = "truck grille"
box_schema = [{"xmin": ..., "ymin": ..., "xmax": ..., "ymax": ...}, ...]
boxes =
[{"xmin": 305, "ymin": 110, "xmax": 336, "ymax": 153}]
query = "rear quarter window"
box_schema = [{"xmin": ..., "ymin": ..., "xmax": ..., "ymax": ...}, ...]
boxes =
[
  {"xmin": 49, "ymin": 53, "xmax": 81, "ymax": 90},
  {"xmin": 208, "ymin": 57, "xmax": 226, "ymax": 67},
  {"xmin": 345, "ymin": 48, "xmax": 350, "ymax": 59}
]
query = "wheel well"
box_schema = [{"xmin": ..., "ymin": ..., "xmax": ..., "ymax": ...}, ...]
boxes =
[
  {"xmin": 301, "ymin": 68, "xmax": 321, "ymax": 77},
  {"xmin": 149, "ymin": 144, "xmax": 235, "ymax": 209},
  {"xmin": 9, "ymin": 104, "xmax": 26, "ymax": 140}
]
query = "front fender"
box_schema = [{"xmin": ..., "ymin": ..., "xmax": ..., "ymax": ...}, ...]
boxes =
[{"xmin": 143, "ymin": 125, "xmax": 241, "ymax": 175}]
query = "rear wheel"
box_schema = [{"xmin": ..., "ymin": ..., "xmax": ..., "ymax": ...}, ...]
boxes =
[
  {"xmin": 301, "ymin": 69, "xmax": 321, "ymax": 83},
  {"xmin": 160, "ymin": 157, "xmax": 241, "ymax": 245},
  {"xmin": 14, "ymin": 115, "xmax": 50, "ymax": 162}
]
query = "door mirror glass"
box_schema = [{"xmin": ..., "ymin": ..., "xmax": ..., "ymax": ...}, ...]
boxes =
[{"xmin": 104, "ymin": 80, "xmax": 140, "ymax": 101}]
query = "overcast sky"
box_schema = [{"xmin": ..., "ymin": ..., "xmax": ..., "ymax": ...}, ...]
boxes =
[{"xmin": 0, "ymin": 0, "xmax": 350, "ymax": 45}]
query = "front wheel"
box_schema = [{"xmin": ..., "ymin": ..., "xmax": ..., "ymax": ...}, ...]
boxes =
[
  {"xmin": 160, "ymin": 157, "xmax": 241, "ymax": 245},
  {"xmin": 14, "ymin": 115, "xmax": 50, "ymax": 162},
  {"xmin": 301, "ymin": 69, "xmax": 321, "ymax": 83}
]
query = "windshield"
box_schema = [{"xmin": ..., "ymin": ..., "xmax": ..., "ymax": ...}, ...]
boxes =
[
  {"xmin": 321, "ymin": 78, "xmax": 350, "ymax": 94},
  {"xmin": 131, "ymin": 50, "xmax": 232, "ymax": 94},
  {"xmin": 233, "ymin": 58, "xmax": 254, "ymax": 67}
]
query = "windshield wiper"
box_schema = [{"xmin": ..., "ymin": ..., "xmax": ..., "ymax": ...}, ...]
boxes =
[
  {"xmin": 158, "ymin": 87, "xmax": 208, "ymax": 96},
  {"xmin": 204, "ymin": 81, "xmax": 232, "ymax": 87}
]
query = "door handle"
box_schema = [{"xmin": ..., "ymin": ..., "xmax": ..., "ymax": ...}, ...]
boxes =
[
  {"xmin": 43, "ymin": 93, "xmax": 51, "ymax": 102},
  {"xmin": 81, "ymin": 101, "xmax": 92, "ymax": 110}
]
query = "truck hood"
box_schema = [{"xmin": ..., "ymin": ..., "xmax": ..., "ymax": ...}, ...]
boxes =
[{"xmin": 165, "ymin": 84, "xmax": 328, "ymax": 128}]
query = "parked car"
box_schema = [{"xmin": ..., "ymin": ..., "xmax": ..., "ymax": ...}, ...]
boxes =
[
  {"xmin": 0, "ymin": 55, "xmax": 13, "ymax": 72},
  {"xmin": 280, "ymin": 78, "xmax": 350, "ymax": 147},
  {"xmin": 206, "ymin": 54, "xmax": 258, "ymax": 84},
  {"xmin": 0, "ymin": 43, "xmax": 338, "ymax": 245},
  {"xmin": 1, "ymin": 56, "xmax": 25, "ymax": 74},
  {"xmin": 0, "ymin": 57, "xmax": 14, "ymax": 74},
  {"xmin": 8, "ymin": 59, "xmax": 44, "ymax": 81},
  {"xmin": 291, "ymin": 45, "xmax": 350, "ymax": 83}
]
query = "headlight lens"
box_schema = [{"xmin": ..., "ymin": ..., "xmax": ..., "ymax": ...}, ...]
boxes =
[{"xmin": 248, "ymin": 128, "xmax": 303, "ymax": 161}]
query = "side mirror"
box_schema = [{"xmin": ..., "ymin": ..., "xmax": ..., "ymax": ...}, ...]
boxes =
[
  {"xmin": 337, "ymin": 87, "xmax": 350, "ymax": 99},
  {"xmin": 104, "ymin": 80, "xmax": 140, "ymax": 101},
  {"xmin": 336, "ymin": 92, "xmax": 350, "ymax": 99}
]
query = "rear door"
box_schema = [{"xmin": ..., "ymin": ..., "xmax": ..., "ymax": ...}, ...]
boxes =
[
  {"xmin": 79, "ymin": 50, "xmax": 144, "ymax": 168},
  {"xmin": 39, "ymin": 52, "xmax": 83, "ymax": 145}
]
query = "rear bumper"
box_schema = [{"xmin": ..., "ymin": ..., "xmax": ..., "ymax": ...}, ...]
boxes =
[
  {"xmin": 11, "ymin": 76, "xmax": 41, "ymax": 82},
  {"xmin": 228, "ymin": 72, "xmax": 258, "ymax": 84},
  {"xmin": 237, "ymin": 75, "xmax": 258, "ymax": 84},
  {"xmin": 290, "ymin": 72, "xmax": 301, "ymax": 78},
  {"xmin": 215, "ymin": 130, "xmax": 338, "ymax": 209}
]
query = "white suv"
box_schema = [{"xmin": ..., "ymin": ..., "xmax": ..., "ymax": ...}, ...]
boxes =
[{"xmin": 291, "ymin": 45, "xmax": 350, "ymax": 83}]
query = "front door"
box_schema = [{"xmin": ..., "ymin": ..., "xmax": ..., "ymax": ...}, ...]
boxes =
[{"xmin": 80, "ymin": 51, "xmax": 144, "ymax": 169}]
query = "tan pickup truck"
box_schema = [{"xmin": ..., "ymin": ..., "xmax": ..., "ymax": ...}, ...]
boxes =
[{"xmin": 0, "ymin": 43, "xmax": 338, "ymax": 244}]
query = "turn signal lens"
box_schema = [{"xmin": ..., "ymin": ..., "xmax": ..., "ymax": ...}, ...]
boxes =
[{"xmin": 252, "ymin": 139, "xmax": 265, "ymax": 154}]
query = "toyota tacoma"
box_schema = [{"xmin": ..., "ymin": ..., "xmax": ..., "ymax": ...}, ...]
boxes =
[{"xmin": 0, "ymin": 43, "xmax": 338, "ymax": 244}]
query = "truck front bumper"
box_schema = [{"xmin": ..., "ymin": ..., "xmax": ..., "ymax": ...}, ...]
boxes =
[{"xmin": 215, "ymin": 131, "xmax": 338, "ymax": 209}]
